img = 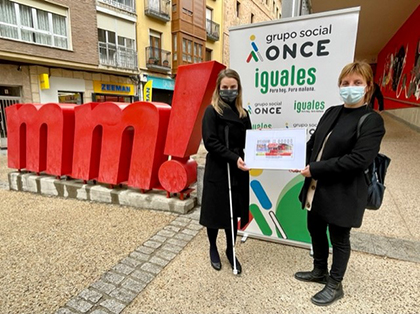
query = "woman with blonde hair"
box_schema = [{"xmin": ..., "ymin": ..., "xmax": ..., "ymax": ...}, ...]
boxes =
[
  {"xmin": 293, "ymin": 61, "xmax": 385, "ymax": 305},
  {"xmin": 200, "ymin": 68, "xmax": 251, "ymax": 274}
]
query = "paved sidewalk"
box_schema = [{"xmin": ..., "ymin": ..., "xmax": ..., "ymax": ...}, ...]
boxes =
[
  {"xmin": 55, "ymin": 212, "xmax": 203, "ymax": 314},
  {"xmin": 1, "ymin": 112, "xmax": 420, "ymax": 314}
]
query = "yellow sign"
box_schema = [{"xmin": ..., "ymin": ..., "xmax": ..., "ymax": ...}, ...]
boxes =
[
  {"xmin": 39, "ymin": 73, "xmax": 50, "ymax": 90},
  {"xmin": 93, "ymin": 81, "xmax": 135, "ymax": 95},
  {"xmin": 143, "ymin": 80, "xmax": 153, "ymax": 101}
]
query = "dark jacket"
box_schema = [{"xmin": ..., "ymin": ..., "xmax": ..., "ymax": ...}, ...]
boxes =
[
  {"xmin": 199, "ymin": 105, "xmax": 252, "ymax": 229},
  {"xmin": 299, "ymin": 105, "xmax": 385, "ymax": 228}
]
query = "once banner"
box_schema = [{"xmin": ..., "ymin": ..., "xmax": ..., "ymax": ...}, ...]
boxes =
[{"xmin": 230, "ymin": 8, "xmax": 360, "ymax": 246}]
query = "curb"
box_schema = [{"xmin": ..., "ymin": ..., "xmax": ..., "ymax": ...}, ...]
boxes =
[{"xmin": 8, "ymin": 172, "xmax": 196, "ymax": 215}]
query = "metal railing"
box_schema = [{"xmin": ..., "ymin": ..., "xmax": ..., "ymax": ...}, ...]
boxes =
[
  {"xmin": 98, "ymin": 0, "xmax": 136, "ymax": 13},
  {"xmin": 1, "ymin": 97, "xmax": 21, "ymax": 145},
  {"xmin": 206, "ymin": 19, "xmax": 220, "ymax": 41},
  {"xmin": 98, "ymin": 42, "xmax": 138, "ymax": 70},
  {"xmin": 145, "ymin": 46, "xmax": 171, "ymax": 70},
  {"xmin": 144, "ymin": 0, "xmax": 170, "ymax": 22}
]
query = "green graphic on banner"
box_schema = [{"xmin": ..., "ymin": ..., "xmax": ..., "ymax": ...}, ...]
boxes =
[
  {"xmin": 275, "ymin": 176, "xmax": 310, "ymax": 243},
  {"xmin": 249, "ymin": 203, "xmax": 273, "ymax": 236}
]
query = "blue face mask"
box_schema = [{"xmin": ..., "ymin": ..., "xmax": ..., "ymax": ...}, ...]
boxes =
[{"xmin": 339, "ymin": 86, "xmax": 366, "ymax": 105}]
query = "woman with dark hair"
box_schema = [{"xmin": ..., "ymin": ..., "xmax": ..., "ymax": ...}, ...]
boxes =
[
  {"xmin": 293, "ymin": 61, "xmax": 386, "ymax": 305},
  {"xmin": 200, "ymin": 69, "xmax": 251, "ymax": 274}
]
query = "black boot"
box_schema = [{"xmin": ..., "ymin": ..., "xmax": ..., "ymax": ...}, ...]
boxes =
[
  {"xmin": 311, "ymin": 276, "xmax": 344, "ymax": 306},
  {"xmin": 294, "ymin": 268, "xmax": 328, "ymax": 284}
]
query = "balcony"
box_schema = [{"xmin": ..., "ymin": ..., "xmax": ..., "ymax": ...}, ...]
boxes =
[
  {"xmin": 144, "ymin": 0, "xmax": 170, "ymax": 22},
  {"xmin": 98, "ymin": 42, "xmax": 138, "ymax": 70},
  {"xmin": 98, "ymin": 0, "xmax": 136, "ymax": 13},
  {"xmin": 145, "ymin": 46, "xmax": 171, "ymax": 73},
  {"xmin": 206, "ymin": 19, "xmax": 220, "ymax": 42}
]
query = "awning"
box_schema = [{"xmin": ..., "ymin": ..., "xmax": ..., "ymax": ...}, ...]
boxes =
[{"xmin": 147, "ymin": 76, "xmax": 175, "ymax": 91}]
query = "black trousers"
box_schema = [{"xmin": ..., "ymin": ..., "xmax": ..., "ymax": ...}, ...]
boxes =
[{"xmin": 307, "ymin": 211, "xmax": 351, "ymax": 282}]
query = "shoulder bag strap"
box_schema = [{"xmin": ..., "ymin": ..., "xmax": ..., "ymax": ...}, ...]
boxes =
[
  {"xmin": 357, "ymin": 112, "xmax": 374, "ymax": 184},
  {"xmin": 357, "ymin": 112, "xmax": 373, "ymax": 138}
]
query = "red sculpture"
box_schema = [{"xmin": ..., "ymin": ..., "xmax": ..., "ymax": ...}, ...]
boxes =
[
  {"xmin": 6, "ymin": 61, "xmax": 226, "ymax": 195},
  {"xmin": 6, "ymin": 103, "xmax": 76, "ymax": 176},
  {"xmin": 71, "ymin": 101, "xmax": 171, "ymax": 189},
  {"xmin": 159, "ymin": 61, "xmax": 226, "ymax": 192}
]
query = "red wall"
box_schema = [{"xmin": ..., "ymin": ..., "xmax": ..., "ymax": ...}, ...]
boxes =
[{"xmin": 375, "ymin": 4, "xmax": 420, "ymax": 110}]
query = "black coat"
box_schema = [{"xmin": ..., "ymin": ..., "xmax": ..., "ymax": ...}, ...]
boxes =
[
  {"xmin": 299, "ymin": 105, "xmax": 385, "ymax": 228},
  {"xmin": 199, "ymin": 105, "xmax": 252, "ymax": 229}
]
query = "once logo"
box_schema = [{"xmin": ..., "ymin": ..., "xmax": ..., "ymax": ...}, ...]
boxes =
[{"xmin": 247, "ymin": 35, "xmax": 264, "ymax": 63}]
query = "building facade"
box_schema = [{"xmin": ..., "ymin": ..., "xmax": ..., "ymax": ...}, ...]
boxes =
[
  {"xmin": 222, "ymin": 0, "xmax": 282, "ymax": 65},
  {"xmin": 136, "ymin": 0, "xmax": 224, "ymax": 105},
  {"xmin": 135, "ymin": 0, "xmax": 280, "ymax": 105},
  {"xmin": 137, "ymin": 0, "xmax": 174, "ymax": 104},
  {"xmin": 95, "ymin": 0, "xmax": 138, "ymax": 102},
  {"xmin": 205, "ymin": 0, "xmax": 223, "ymax": 63},
  {"xmin": 0, "ymin": 0, "xmax": 140, "ymax": 147}
]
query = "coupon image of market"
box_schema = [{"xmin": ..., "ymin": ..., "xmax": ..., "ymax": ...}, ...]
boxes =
[{"xmin": 255, "ymin": 138, "xmax": 294, "ymax": 159}]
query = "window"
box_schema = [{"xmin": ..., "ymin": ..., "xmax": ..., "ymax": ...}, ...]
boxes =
[
  {"xmin": 183, "ymin": 0, "xmax": 192, "ymax": 12},
  {"xmin": 193, "ymin": 43, "xmax": 202, "ymax": 63},
  {"xmin": 118, "ymin": 36, "xmax": 135, "ymax": 68},
  {"xmin": 182, "ymin": 38, "xmax": 192, "ymax": 63},
  {"xmin": 93, "ymin": 94, "xmax": 132, "ymax": 103},
  {"xmin": 98, "ymin": 29, "xmax": 136, "ymax": 68},
  {"xmin": 173, "ymin": 33, "xmax": 177, "ymax": 61},
  {"xmin": 205, "ymin": 48, "xmax": 212, "ymax": 61},
  {"xmin": 98, "ymin": 29, "xmax": 117, "ymax": 64},
  {"xmin": 118, "ymin": 36, "xmax": 134, "ymax": 49},
  {"xmin": 206, "ymin": 7, "xmax": 213, "ymax": 21},
  {"xmin": 180, "ymin": 36, "xmax": 203, "ymax": 65},
  {"xmin": 251, "ymin": 13, "xmax": 254, "ymax": 23},
  {"xmin": 58, "ymin": 91, "xmax": 83, "ymax": 104},
  {"xmin": 149, "ymin": 30, "xmax": 162, "ymax": 62},
  {"xmin": 236, "ymin": 1, "xmax": 240, "ymax": 18},
  {"xmin": 98, "ymin": 0, "xmax": 135, "ymax": 13},
  {"xmin": 206, "ymin": 7, "xmax": 212, "ymax": 32},
  {"xmin": 0, "ymin": 0, "xmax": 68, "ymax": 49}
]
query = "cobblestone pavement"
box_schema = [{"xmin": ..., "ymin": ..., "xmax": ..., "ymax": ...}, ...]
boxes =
[{"xmin": 55, "ymin": 212, "xmax": 202, "ymax": 314}]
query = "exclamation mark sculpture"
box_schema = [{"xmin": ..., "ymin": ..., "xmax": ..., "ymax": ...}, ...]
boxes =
[{"xmin": 158, "ymin": 61, "xmax": 226, "ymax": 193}]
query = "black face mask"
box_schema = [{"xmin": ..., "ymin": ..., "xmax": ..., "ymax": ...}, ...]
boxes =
[{"xmin": 220, "ymin": 89, "xmax": 238, "ymax": 103}]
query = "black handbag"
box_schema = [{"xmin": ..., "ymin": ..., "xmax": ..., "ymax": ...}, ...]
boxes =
[{"xmin": 357, "ymin": 113, "xmax": 391, "ymax": 210}]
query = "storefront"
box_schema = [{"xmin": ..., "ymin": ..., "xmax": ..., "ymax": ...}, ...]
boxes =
[
  {"xmin": 58, "ymin": 91, "xmax": 83, "ymax": 104},
  {"xmin": 146, "ymin": 76, "xmax": 174, "ymax": 105},
  {"xmin": 40, "ymin": 76, "xmax": 86, "ymax": 104},
  {"xmin": 92, "ymin": 81, "xmax": 136, "ymax": 103}
]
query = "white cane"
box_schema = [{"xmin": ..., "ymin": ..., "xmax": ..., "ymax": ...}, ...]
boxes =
[{"xmin": 225, "ymin": 126, "xmax": 238, "ymax": 275}]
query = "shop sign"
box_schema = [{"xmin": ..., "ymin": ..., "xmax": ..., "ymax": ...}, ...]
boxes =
[{"xmin": 93, "ymin": 81, "xmax": 135, "ymax": 95}]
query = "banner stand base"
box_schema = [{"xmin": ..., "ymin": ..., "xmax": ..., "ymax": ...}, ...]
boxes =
[
  {"xmin": 241, "ymin": 233, "xmax": 249, "ymax": 243},
  {"xmin": 238, "ymin": 230, "xmax": 312, "ymax": 250},
  {"xmin": 238, "ymin": 231, "xmax": 332, "ymax": 255}
]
